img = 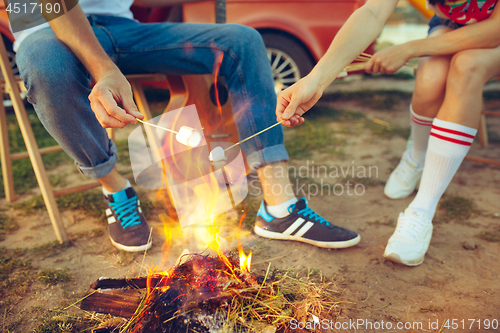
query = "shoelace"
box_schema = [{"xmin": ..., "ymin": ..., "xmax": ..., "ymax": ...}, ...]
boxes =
[
  {"xmin": 109, "ymin": 196, "xmax": 141, "ymax": 229},
  {"xmin": 394, "ymin": 154, "xmax": 420, "ymax": 186},
  {"xmin": 394, "ymin": 211, "xmax": 428, "ymax": 241},
  {"xmin": 289, "ymin": 203, "xmax": 330, "ymax": 226}
]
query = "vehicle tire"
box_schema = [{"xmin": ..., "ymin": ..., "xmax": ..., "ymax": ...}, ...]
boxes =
[
  {"xmin": 261, "ymin": 32, "xmax": 314, "ymax": 94},
  {"xmin": 2, "ymin": 35, "xmax": 25, "ymax": 109},
  {"xmin": 2, "ymin": 35, "xmax": 19, "ymax": 76}
]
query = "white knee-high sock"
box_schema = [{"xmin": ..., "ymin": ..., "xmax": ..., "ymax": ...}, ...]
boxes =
[
  {"xmin": 409, "ymin": 118, "xmax": 477, "ymax": 218},
  {"xmin": 410, "ymin": 105, "xmax": 434, "ymax": 165}
]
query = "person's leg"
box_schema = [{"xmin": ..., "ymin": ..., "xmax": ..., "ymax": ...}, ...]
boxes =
[
  {"xmin": 16, "ymin": 28, "xmax": 127, "ymax": 190},
  {"xmin": 16, "ymin": 27, "xmax": 151, "ymax": 252},
  {"xmin": 410, "ymin": 46, "xmax": 500, "ymax": 216},
  {"xmin": 107, "ymin": 19, "xmax": 359, "ymax": 247},
  {"xmin": 384, "ymin": 28, "xmax": 452, "ymax": 200},
  {"xmin": 108, "ymin": 19, "xmax": 294, "ymax": 199},
  {"xmin": 384, "ymin": 46, "xmax": 500, "ymax": 266}
]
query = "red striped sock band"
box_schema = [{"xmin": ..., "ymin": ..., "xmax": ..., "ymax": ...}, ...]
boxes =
[
  {"xmin": 411, "ymin": 114, "xmax": 433, "ymax": 126},
  {"xmin": 430, "ymin": 124, "xmax": 475, "ymax": 146}
]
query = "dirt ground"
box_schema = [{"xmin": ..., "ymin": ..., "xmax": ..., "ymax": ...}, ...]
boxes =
[{"xmin": 1, "ymin": 77, "xmax": 499, "ymax": 332}]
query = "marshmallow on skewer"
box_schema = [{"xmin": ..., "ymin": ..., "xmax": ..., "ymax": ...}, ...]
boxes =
[
  {"xmin": 176, "ymin": 126, "xmax": 202, "ymax": 147},
  {"xmin": 337, "ymin": 70, "xmax": 348, "ymax": 78},
  {"xmin": 209, "ymin": 146, "xmax": 225, "ymax": 162}
]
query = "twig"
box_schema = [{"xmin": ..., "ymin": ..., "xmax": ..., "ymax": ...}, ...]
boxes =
[
  {"xmin": 62, "ymin": 290, "xmax": 98, "ymax": 311},
  {"xmin": 374, "ymin": 302, "xmax": 391, "ymax": 310},
  {"xmin": 139, "ymin": 227, "xmax": 153, "ymax": 277}
]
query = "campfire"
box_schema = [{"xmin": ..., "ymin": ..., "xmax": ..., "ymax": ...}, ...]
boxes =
[
  {"xmin": 79, "ymin": 50, "xmax": 342, "ymax": 332},
  {"xmin": 80, "ymin": 215, "xmax": 341, "ymax": 333}
]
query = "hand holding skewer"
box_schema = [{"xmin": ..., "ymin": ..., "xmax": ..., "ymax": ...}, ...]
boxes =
[
  {"xmin": 136, "ymin": 119, "xmax": 202, "ymax": 148},
  {"xmin": 338, "ymin": 52, "xmax": 417, "ymax": 77}
]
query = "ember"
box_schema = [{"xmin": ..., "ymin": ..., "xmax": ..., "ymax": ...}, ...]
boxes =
[
  {"xmin": 81, "ymin": 250, "xmax": 342, "ymax": 333},
  {"xmin": 123, "ymin": 253, "xmax": 256, "ymax": 333}
]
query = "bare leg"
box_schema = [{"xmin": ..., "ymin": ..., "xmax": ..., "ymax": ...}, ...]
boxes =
[
  {"xmin": 384, "ymin": 42, "xmax": 500, "ymax": 267},
  {"xmin": 98, "ymin": 168, "xmax": 128, "ymax": 193},
  {"xmin": 411, "ymin": 28, "xmax": 453, "ymax": 118},
  {"xmin": 257, "ymin": 162, "xmax": 296, "ymax": 205},
  {"xmin": 436, "ymin": 46, "xmax": 500, "ymax": 126}
]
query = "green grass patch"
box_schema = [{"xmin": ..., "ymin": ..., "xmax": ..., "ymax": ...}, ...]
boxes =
[
  {"xmin": 0, "ymin": 247, "xmax": 31, "ymax": 282},
  {"xmin": 0, "ymin": 107, "xmax": 72, "ymax": 197},
  {"xmin": 13, "ymin": 190, "xmax": 106, "ymax": 219},
  {"xmin": 0, "ymin": 213, "xmax": 18, "ymax": 241},
  {"xmin": 477, "ymin": 229, "xmax": 500, "ymax": 243},
  {"xmin": 321, "ymin": 90, "xmax": 412, "ymax": 110},
  {"xmin": 115, "ymin": 139, "xmax": 131, "ymax": 168},
  {"xmin": 31, "ymin": 241, "xmax": 72, "ymax": 258},
  {"xmin": 435, "ymin": 196, "xmax": 478, "ymax": 224},
  {"xmin": 237, "ymin": 197, "xmax": 261, "ymax": 229},
  {"xmin": 0, "ymin": 247, "xmax": 35, "ymax": 302},
  {"xmin": 37, "ymin": 269, "xmax": 72, "ymax": 285},
  {"xmin": 12, "ymin": 189, "xmax": 156, "ymax": 225},
  {"xmin": 306, "ymin": 104, "xmax": 366, "ymax": 122},
  {"xmin": 284, "ymin": 117, "xmax": 346, "ymax": 159},
  {"xmin": 72, "ymin": 228, "xmax": 105, "ymax": 240},
  {"xmin": 364, "ymin": 119, "xmax": 410, "ymax": 139}
]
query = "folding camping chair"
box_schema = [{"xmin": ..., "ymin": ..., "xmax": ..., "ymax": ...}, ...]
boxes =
[
  {"xmin": 0, "ymin": 37, "xmax": 169, "ymax": 243},
  {"xmin": 0, "ymin": 34, "xmax": 239, "ymax": 244}
]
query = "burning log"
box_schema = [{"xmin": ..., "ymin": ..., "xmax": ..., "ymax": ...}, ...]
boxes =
[{"xmin": 81, "ymin": 252, "xmax": 341, "ymax": 333}]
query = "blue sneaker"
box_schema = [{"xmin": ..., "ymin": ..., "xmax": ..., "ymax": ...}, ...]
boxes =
[
  {"xmin": 254, "ymin": 198, "xmax": 360, "ymax": 248},
  {"xmin": 104, "ymin": 187, "xmax": 152, "ymax": 252}
]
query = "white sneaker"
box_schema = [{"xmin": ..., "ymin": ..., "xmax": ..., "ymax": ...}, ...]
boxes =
[
  {"xmin": 383, "ymin": 208, "xmax": 433, "ymax": 266},
  {"xmin": 384, "ymin": 150, "xmax": 423, "ymax": 199}
]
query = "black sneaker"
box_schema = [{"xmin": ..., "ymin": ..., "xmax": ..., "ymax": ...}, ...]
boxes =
[
  {"xmin": 104, "ymin": 187, "xmax": 152, "ymax": 252},
  {"xmin": 254, "ymin": 197, "xmax": 360, "ymax": 248}
]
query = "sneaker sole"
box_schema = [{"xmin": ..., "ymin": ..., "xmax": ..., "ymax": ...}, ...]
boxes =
[
  {"xmin": 383, "ymin": 251, "xmax": 424, "ymax": 266},
  {"xmin": 254, "ymin": 226, "xmax": 360, "ymax": 249},
  {"xmin": 110, "ymin": 237, "xmax": 152, "ymax": 252}
]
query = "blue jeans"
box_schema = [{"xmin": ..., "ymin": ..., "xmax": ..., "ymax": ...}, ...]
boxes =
[
  {"xmin": 428, "ymin": 15, "xmax": 464, "ymax": 35},
  {"xmin": 16, "ymin": 16, "xmax": 289, "ymax": 179}
]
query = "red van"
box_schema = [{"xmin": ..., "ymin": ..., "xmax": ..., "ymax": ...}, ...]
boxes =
[{"xmin": 0, "ymin": 0, "xmax": 368, "ymax": 90}]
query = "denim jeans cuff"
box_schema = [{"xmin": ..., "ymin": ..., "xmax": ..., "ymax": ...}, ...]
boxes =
[
  {"xmin": 246, "ymin": 144, "xmax": 289, "ymax": 171},
  {"xmin": 76, "ymin": 140, "xmax": 118, "ymax": 179}
]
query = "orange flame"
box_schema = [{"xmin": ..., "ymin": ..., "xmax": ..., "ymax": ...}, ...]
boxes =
[
  {"xmin": 237, "ymin": 211, "xmax": 252, "ymax": 272},
  {"xmin": 239, "ymin": 251, "xmax": 252, "ymax": 272},
  {"xmin": 212, "ymin": 45, "xmax": 224, "ymax": 120}
]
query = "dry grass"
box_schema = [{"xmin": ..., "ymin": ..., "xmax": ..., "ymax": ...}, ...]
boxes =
[{"xmin": 112, "ymin": 254, "xmax": 342, "ymax": 333}]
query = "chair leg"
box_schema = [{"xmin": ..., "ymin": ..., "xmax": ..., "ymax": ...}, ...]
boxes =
[
  {"xmin": 107, "ymin": 128, "xmax": 115, "ymax": 142},
  {"xmin": 0, "ymin": 38, "xmax": 68, "ymax": 243},
  {"xmin": 0, "ymin": 96, "xmax": 15, "ymax": 202},
  {"xmin": 477, "ymin": 114, "xmax": 488, "ymax": 148},
  {"xmin": 10, "ymin": 95, "xmax": 69, "ymax": 243}
]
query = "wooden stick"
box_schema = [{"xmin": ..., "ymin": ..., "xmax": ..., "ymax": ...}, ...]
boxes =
[
  {"xmin": 464, "ymin": 156, "xmax": 500, "ymax": 167},
  {"xmin": 356, "ymin": 53, "xmax": 418, "ymax": 69},
  {"xmin": 136, "ymin": 118, "xmax": 178, "ymax": 134},
  {"xmin": 224, "ymin": 120, "xmax": 285, "ymax": 152}
]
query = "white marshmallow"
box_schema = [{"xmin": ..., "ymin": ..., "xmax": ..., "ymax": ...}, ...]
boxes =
[
  {"xmin": 209, "ymin": 146, "xmax": 225, "ymax": 162},
  {"xmin": 176, "ymin": 126, "xmax": 202, "ymax": 147}
]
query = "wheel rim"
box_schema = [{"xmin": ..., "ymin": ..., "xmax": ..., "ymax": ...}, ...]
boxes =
[{"xmin": 267, "ymin": 48, "xmax": 301, "ymax": 94}]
